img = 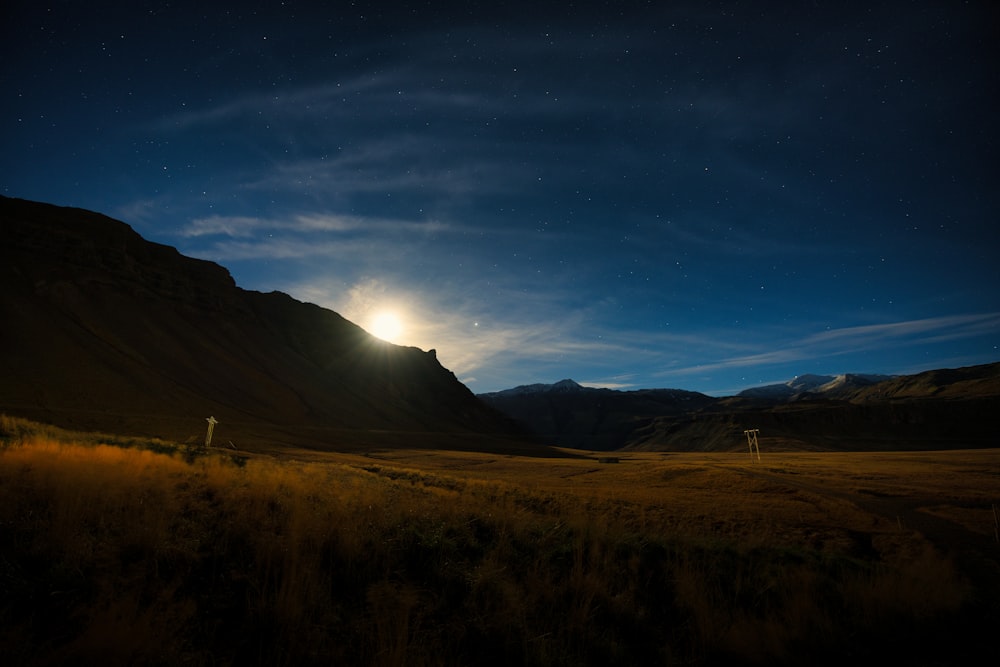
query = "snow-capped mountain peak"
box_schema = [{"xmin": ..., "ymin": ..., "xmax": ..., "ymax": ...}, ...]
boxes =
[{"xmin": 739, "ymin": 373, "xmax": 894, "ymax": 399}]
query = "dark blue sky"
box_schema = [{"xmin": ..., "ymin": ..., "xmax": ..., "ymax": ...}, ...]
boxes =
[{"xmin": 3, "ymin": 1, "xmax": 998, "ymax": 395}]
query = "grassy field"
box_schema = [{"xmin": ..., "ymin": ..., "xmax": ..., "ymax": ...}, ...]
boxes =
[{"xmin": 1, "ymin": 414, "xmax": 998, "ymax": 665}]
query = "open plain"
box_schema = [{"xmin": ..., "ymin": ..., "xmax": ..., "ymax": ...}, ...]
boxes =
[{"xmin": 2, "ymin": 415, "xmax": 997, "ymax": 665}]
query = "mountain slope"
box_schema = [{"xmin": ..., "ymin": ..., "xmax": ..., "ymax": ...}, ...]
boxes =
[
  {"xmin": 837, "ymin": 364, "xmax": 1000, "ymax": 402},
  {"xmin": 0, "ymin": 196, "xmax": 526, "ymax": 452},
  {"xmin": 627, "ymin": 385, "xmax": 999, "ymax": 453}
]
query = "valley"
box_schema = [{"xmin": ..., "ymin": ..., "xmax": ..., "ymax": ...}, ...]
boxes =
[{"xmin": 3, "ymin": 196, "xmax": 999, "ymax": 664}]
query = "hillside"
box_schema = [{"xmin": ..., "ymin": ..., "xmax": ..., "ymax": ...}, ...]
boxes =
[{"xmin": 0, "ymin": 196, "xmax": 528, "ymax": 452}]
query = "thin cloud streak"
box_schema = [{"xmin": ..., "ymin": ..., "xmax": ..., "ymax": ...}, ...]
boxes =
[
  {"xmin": 805, "ymin": 313, "xmax": 1000, "ymax": 345},
  {"xmin": 180, "ymin": 212, "xmax": 452, "ymax": 239},
  {"xmin": 658, "ymin": 313, "xmax": 1000, "ymax": 379},
  {"xmin": 149, "ymin": 76, "xmax": 397, "ymax": 131},
  {"xmin": 188, "ymin": 238, "xmax": 380, "ymax": 262}
]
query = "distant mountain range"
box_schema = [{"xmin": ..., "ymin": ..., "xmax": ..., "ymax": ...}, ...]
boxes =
[
  {"xmin": 479, "ymin": 380, "xmax": 717, "ymax": 450},
  {"xmin": 0, "ymin": 196, "xmax": 527, "ymax": 453},
  {"xmin": 479, "ymin": 364, "xmax": 1000, "ymax": 451}
]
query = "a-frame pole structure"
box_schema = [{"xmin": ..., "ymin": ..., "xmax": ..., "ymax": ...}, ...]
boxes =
[{"xmin": 744, "ymin": 428, "xmax": 761, "ymax": 463}]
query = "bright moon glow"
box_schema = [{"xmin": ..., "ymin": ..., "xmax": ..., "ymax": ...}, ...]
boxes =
[{"xmin": 370, "ymin": 311, "xmax": 403, "ymax": 342}]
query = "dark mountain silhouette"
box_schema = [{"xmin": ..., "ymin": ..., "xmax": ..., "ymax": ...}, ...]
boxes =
[
  {"xmin": 479, "ymin": 380, "xmax": 717, "ymax": 450},
  {"xmin": 0, "ymin": 196, "xmax": 531, "ymax": 453},
  {"xmin": 480, "ymin": 363, "xmax": 1000, "ymax": 452}
]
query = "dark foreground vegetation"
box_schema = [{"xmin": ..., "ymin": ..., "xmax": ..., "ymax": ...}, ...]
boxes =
[{"xmin": 1, "ymin": 415, "xmax": 992, "ymax": 665}]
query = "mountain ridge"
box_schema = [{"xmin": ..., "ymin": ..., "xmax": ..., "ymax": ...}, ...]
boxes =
[
  {"xmin": 478, "ymin": 363, "xmax": 1000, "ymax": 451},
  {"xmin": 479, "ymin": 371, "xmax": 899, "ymax": 402},
  {"xmin": 735, "ymin": 373, "xmax": 894, "ymax": 400}
]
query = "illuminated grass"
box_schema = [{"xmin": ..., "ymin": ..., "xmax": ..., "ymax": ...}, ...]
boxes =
[{"xmin": 0, "ymin": 416, "xmax": 990, "ymax": 665}]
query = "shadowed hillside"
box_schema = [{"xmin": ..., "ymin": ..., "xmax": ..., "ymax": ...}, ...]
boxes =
[{"xmin": 0, "ymin": 196, "xmax": 528, "ymax": 452}]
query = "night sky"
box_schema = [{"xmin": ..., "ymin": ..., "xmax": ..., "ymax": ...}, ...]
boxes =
[{"xmin": 3, "ymin": 1, "xmax": 998, "ymax": 395}]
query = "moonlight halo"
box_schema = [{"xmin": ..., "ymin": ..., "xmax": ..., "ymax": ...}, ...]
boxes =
[{"xmin": 369, "ymin": 311, "xmax": 404, "ymax": 343}]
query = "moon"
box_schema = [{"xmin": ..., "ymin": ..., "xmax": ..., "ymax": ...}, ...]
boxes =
[{"xmin": 369, "ymin": 311, "xmax": 403, "ymax": 342}]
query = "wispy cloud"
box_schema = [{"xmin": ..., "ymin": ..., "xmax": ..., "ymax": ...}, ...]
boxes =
[
  {"xmin": 113, "ymin": 198, "xmax": 164, "ymax": 225},
  {"xmin": 241, "ymin": 143, "xmax": 524, "ymax": 202},
  {"xmin": 805, "ymin": 313, "xmax": 1000, "ymax": 346},
  {"xmin": 149, "ymin": 76, "xmax": 397, "ymax": 131},
  {"xmin": 180, "ymin": 215, "xmax": 272, "ymax": 238},
  {"xmin": 189, "ymin": 237, "xmax": 383, "ymax": 262},
  {"xmin": 179, "ymin": 212, "xmax": 452, "ymax": 239},
  {"xmin": 656, "ymin": 313, "xmax": 1000, "ymax": 379}
]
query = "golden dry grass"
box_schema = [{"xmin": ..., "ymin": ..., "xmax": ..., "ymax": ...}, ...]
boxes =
[{"xmin": 1, "ymin": 415, "xmax": 997, "ymax": 665}]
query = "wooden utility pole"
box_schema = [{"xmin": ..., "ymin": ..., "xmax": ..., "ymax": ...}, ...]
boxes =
[
  {"xmin": 205, "ymin": 416, "xmax": 218, "ymax": 447},
  {"xmin": 744, "ymin": 428, "xmax": 761, "ymax": 463}
]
